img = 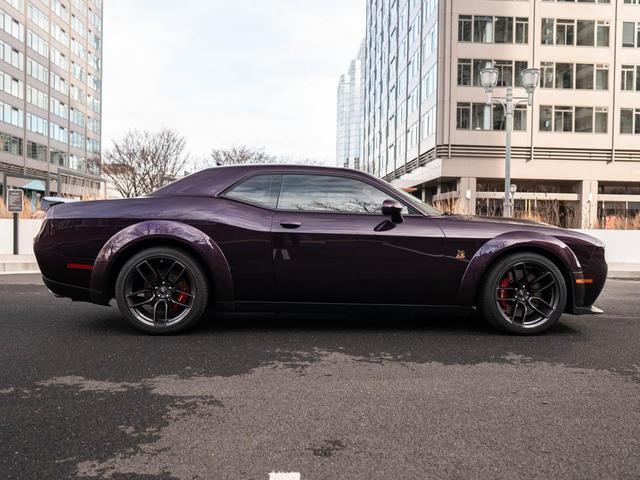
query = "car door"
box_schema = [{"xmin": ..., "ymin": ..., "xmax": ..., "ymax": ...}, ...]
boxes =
[
  {"xmin": 210, "ymin": 173, "xmax": 281, "ymax": 303},
  {"xmin": 271, "ymin": 173, "xmax": 449, "ymax": 306}
]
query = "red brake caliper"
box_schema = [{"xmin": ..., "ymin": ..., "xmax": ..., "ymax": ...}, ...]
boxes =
[
  {"xmin": 498, "ymin": 277, "xmax": 511, "ymax": 311},
  {"xmin": 170, "ymin": 282, "xmax": 190, "ymax": 313}
]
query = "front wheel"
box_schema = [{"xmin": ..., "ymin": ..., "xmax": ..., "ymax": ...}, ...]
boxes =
[
  {"xmin": 479, "ymin": 252, "xmax": 567, "ymax": 335},
  {"xmin": 115, "ymin": 247, "xmax": 210, "ymax": 334}
]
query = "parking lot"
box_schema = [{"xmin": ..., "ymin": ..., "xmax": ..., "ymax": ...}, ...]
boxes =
[{"xmin": 1, "ymin": 275, "xmax": 639, "ymax": 480}]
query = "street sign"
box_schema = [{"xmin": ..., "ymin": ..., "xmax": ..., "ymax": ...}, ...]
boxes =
[{"xmin": 7, "ymin": 189, "xmax": 23, "ymax": 213}]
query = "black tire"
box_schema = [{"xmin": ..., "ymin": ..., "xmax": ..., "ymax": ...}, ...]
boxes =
[
  {"xmin": 115, "ymin": 247, "xmax": 210, "ymax": 334},
  {"xmin": 479, "ymin": 252, "xmax": 567, "ymax": 335}
]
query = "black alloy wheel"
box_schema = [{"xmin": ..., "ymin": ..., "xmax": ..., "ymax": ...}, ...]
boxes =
[
  {"xmin": 115, "ymin": 247, "xmax": 209, "ymax": 334},
  {"xmin": 479, "ymin": 252, "xmax": 567, "ymax": 334}
]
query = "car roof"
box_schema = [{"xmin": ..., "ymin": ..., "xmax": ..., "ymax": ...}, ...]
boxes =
[{"xmin": 150, "ymin": 164, "xmax": 374, "ymax": 197}]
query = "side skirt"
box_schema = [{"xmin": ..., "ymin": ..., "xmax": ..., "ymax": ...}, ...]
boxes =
[{"xmin": 231, "ymin": 301, "xmax": 475, "ymax": 316}]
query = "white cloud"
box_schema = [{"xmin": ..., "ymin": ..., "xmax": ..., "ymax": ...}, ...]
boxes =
[{"xmin": 102, "ymin": 0, "xmax": 365, "ymax": 164}]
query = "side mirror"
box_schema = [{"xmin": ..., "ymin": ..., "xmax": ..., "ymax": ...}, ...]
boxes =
[{"xmin": 382, "ymin": 199, "xmax": 404, "ymax": 224}]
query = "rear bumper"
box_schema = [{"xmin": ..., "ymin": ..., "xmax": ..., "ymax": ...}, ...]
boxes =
[{"xmin": 42, "ymin": 276, "xmax": 110, "ymax": 305}]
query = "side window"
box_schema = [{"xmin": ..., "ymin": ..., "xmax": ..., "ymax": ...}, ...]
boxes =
[
  {"xmin": 277, "ymin": 174, "xmax": 409, "ymax": 214},
  {"xmin": 223, "ymin": 174, "xmax": 281, "ymax": 208}
]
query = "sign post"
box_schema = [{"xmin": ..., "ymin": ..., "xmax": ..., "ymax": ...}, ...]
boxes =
[{"xmin": 7, "ymin": 189, "xmax": 23, "ymax": 255}]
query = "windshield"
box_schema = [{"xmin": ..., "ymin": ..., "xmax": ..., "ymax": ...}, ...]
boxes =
[{"xmin": 388, "ymin": 184, "xmax": 443, "ymax": 216}]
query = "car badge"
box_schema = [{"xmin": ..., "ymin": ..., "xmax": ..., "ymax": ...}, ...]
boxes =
[{"xmin": 456, "ymin": 250, "xmax": 466, "ymax": 260}]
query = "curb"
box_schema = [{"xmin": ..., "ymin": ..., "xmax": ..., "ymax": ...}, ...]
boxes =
[{"xmin": 0, "ymin": 270, "xmax": 40, "ymax": 275}]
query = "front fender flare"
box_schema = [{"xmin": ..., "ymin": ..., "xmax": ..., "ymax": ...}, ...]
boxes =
[
  {"xmin": 456, "ymin": 231, "xmax": 583, "ymax": 307},
  {"xmin": 90, "ymin": 220, "xmax": 234, "ymax": 305}
]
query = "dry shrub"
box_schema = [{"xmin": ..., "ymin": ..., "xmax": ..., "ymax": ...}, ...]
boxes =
[
  {"xmin": 0, "ymin": 199, "xmax": 9, "ymax": 219},
  {"xmin": 435, "ymin": 197, "xmax": 462, "ymax": 214}
]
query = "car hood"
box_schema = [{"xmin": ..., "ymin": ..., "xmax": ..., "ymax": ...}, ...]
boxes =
[
  {"xmin": 446, "ymin": 214, "xmax": 549, "ymax": 227},
  {"xmin": 437, "ymin": 214, "xmax": 604, "ymax": 248}
]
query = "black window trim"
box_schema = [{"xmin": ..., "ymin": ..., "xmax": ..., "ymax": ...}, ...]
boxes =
[{"xmin": 219, "ymin": 170, "xmax": 424, "ymax": 217}]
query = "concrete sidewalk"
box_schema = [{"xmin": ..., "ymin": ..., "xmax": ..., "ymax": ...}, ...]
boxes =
[
  {"xmin": 1, "ymin": 254, "xmax": 639, "ymax": 280},
  {"xmin": 608, "ymin": 263, "xmax": 640, "ymax": 280}
]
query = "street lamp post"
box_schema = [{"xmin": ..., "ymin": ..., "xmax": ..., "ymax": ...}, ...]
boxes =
[{"xmin": 479, "ymin": 67, "xmax": 540, "ymax": 217}]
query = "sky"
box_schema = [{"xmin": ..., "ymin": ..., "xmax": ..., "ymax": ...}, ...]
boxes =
[{"xmin": 102, "ymin": 0, "xmax": 366, "ymax": 166}]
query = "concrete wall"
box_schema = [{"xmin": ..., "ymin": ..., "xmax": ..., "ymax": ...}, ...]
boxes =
[
  {"xmin": 0, "ymin": 220, "xmax": 43, "ymax": 255},
  {"xmin": 576, "ymin": 230, "xmax": 640, "ymax": 265},
  {"xmin": 0, "ymin": 219, "xmax": 638, "ymax": 264}
]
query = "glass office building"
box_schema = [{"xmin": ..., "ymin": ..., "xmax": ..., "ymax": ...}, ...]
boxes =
[
  {"xmin": 0, "ymin": 0, "xmax": 103, "ymax": 203},
  {"xmin": 363, "ymin": 0, "xmax": 640, "ymax": 228}
]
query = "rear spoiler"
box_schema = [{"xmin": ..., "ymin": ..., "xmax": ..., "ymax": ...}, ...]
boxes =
[{"xmin": 41, "ymin": 196, "xmax": 78, "ymax": 210}]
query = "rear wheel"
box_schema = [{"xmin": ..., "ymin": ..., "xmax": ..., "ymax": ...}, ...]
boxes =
[
  {"xmin": 115, "ymin": 247, "xmax": 209, "ymax": 334},
  {"xmin": 479, "ymin": 252, "xmax": 567, "ymax": 334}
]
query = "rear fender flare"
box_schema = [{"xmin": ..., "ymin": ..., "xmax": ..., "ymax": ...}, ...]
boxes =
[
  {"xmin": 90, "ymin": 220, "xmax": 233, "ymax": 304},
  {"xmin": 456, "ymin": 231, "xmax": 583, "ymax": 307}
]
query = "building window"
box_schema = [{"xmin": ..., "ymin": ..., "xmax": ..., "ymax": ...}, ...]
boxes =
[
  {"xmin": 540, "ymin": 62, "xmax": 554, "ymax": 88},
  {"xmin": 0, "ymin": 9, "xmax": 25, "ymax": 41},
  {"xmin": 555, "ymin": 63, "xmax": 573, "ymax": 89},
  {"xmin": 542, "ymin": 18, "xmax": 554, "ymax": 45},
  {"xmin": 474, "ymin": 16, "xmax": 493, "ymax": 43},
  {"xmin": 494, "ymin": 16, "xmax": 513, "ymax": 43},
  {"xmin": 542, "ymin": 18, "xmax": 608, "ymax": 46},
  {"xmin": 540, "ymin": 106, "xmax": 553, "ymax": 131},
  {"xmin": 575, "ymin": 107, "xmax": 593, "ymax": 132},
  {"xmin": 472, "ymin": 103, "xmax": 491, "ymax": 130},
  {"xmin": 0, "ymin": 131, "xmax": 22, "ymax": 156},
  {"xmin": 514, "ymin": 61, "xmax": 528, "ymax": 87},
  {"xmin": 459, "ymin": 15, "xmax": 527, "ymax": 44},
  {"xmin": 622, "ymin": 22, "xmax": 640, "ymax": 48},
  {"xmin": 458, "ymin": 15, "xmax": 472, "ymax": 42},
  {"xmin": 456, "ymin": 103, "xmax": 526, "ymax": 131},
  {"xmin": 26, "ymin": 112, "xmax": 48, "ymax": 136},
  {"xmin": 597, "ymin": 21, "xmax": 610, "ymax": 47},
  {"xmin": 515, "ymin": 17, "xmax": 528, "ymax": 44},
  {"xmin": 458, "ymin": 58, "xmax": 527, "ymax": 87},
  {"xmin": 472, "ymin": 59, "xmax": 492, "ymax": 86},
  {"xmin": 621, "ymin": 65, "xmax": 640, "ymax": 91},
  {"xmin": 0, "ymin": 39, "xmax": 24, "ymax": 70},
  {"xmin": 554, "ymin": 106, "xmax": 573, "ymax": 132},
  {"xmin": 0, "ymin": 101, "xmax": 23, "ymax": 128},
  {"xmin": 576, "ymin": 64, "xmax": 594, "ymax": 89},
  {"xmin": 456, "ymin": 102, "xmax": 470, "ymax": 129},
  {"xmin": 540, "ymin": 105, "xmax": 608, "ymax": 133},
  {"xmin": 620, "ymin": 108, "xmax": 640, "ymax": 134},
  {"xmin": 577, "ymin": 20, "xmax": 595, "ymax": 46},
  {"xmin": 0, "ymin": 72, "xmax": 23, "ymax": 99},
  {"xmin": 540, "ymin": 62, "xmax": 608, "ymax": 90},
  {"xmin": 595, "ymin": 108, "xmax": 608, "ymax": 133},
  {"xmin": 457, "ymin": 58, "xmax": 471, "ymax": 86},
  {"xmin": 494, "ymin": 60, "xmax": 514, "ymax": 87},
  {"xmin": 556, "ymin": 19, "xmax": 574, "ymax": 45}
]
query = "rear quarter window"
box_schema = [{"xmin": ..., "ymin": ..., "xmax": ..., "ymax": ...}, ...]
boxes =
[{"xmin": 222, "ymin": 174, "xmax": 281, "ymax": 209}]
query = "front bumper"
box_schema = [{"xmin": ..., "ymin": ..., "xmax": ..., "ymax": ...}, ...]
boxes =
[{"xmin": 572, "ymin": 305, "xmax": 604, "ymax": 315}]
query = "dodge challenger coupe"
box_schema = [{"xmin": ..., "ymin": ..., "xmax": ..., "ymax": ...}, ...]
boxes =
[{"xmin": 34, "ymin": 165, "xmax": 607, "ymax": 335}]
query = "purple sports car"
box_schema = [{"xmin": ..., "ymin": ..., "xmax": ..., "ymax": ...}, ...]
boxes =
[{"xmin": 34, "ymin": 165, "xmax": 607, "ymax": 335}]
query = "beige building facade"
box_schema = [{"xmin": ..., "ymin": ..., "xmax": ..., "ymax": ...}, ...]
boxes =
[
  {"xmin": 363, "ymin": 0, "xmax": 640, "ymax": 228},
  {"xmin": 0, "ymin": 0, "xmax": 103, "ymax": 205}
]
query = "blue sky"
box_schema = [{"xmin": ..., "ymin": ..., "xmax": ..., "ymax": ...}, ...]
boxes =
[{"xmin": 102, "ymin": 0, "xmax": 365, "ymax": 165}]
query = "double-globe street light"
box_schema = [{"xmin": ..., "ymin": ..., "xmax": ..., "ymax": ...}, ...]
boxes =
[{"xmin": 479, "ymin": 67, "xmax": 540, "ymax": 217}]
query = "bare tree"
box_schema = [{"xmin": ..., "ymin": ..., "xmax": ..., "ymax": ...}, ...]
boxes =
[
  {"xmin": 103, "ymin": 129, "xmax": 188, "ymax": 198},
  {"xmin": 210, "ymin": 146, "xmax": 275, "ymax": 166}
]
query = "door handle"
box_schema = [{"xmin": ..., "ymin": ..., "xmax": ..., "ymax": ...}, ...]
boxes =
[{"xmin": 280, "ymin": 221, "xmax": 302, "ymax": 229}]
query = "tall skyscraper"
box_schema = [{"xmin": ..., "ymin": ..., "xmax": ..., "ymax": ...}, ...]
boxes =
[
  {"xmin": 336, "ymin": 40, "xmax": 365, "ymax": 170},
  {"xmin": 363, "ymin": 0, "xmax": 640, "ymax": 228},
  {"xmin": 0, "ymin": 0, "xmax": 103, "ymax": 204}
]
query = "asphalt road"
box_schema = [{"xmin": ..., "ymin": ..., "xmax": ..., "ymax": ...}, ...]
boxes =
[{"xmin": 1, "ymin": 275, "xmax": 639, "ymax": 480}]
